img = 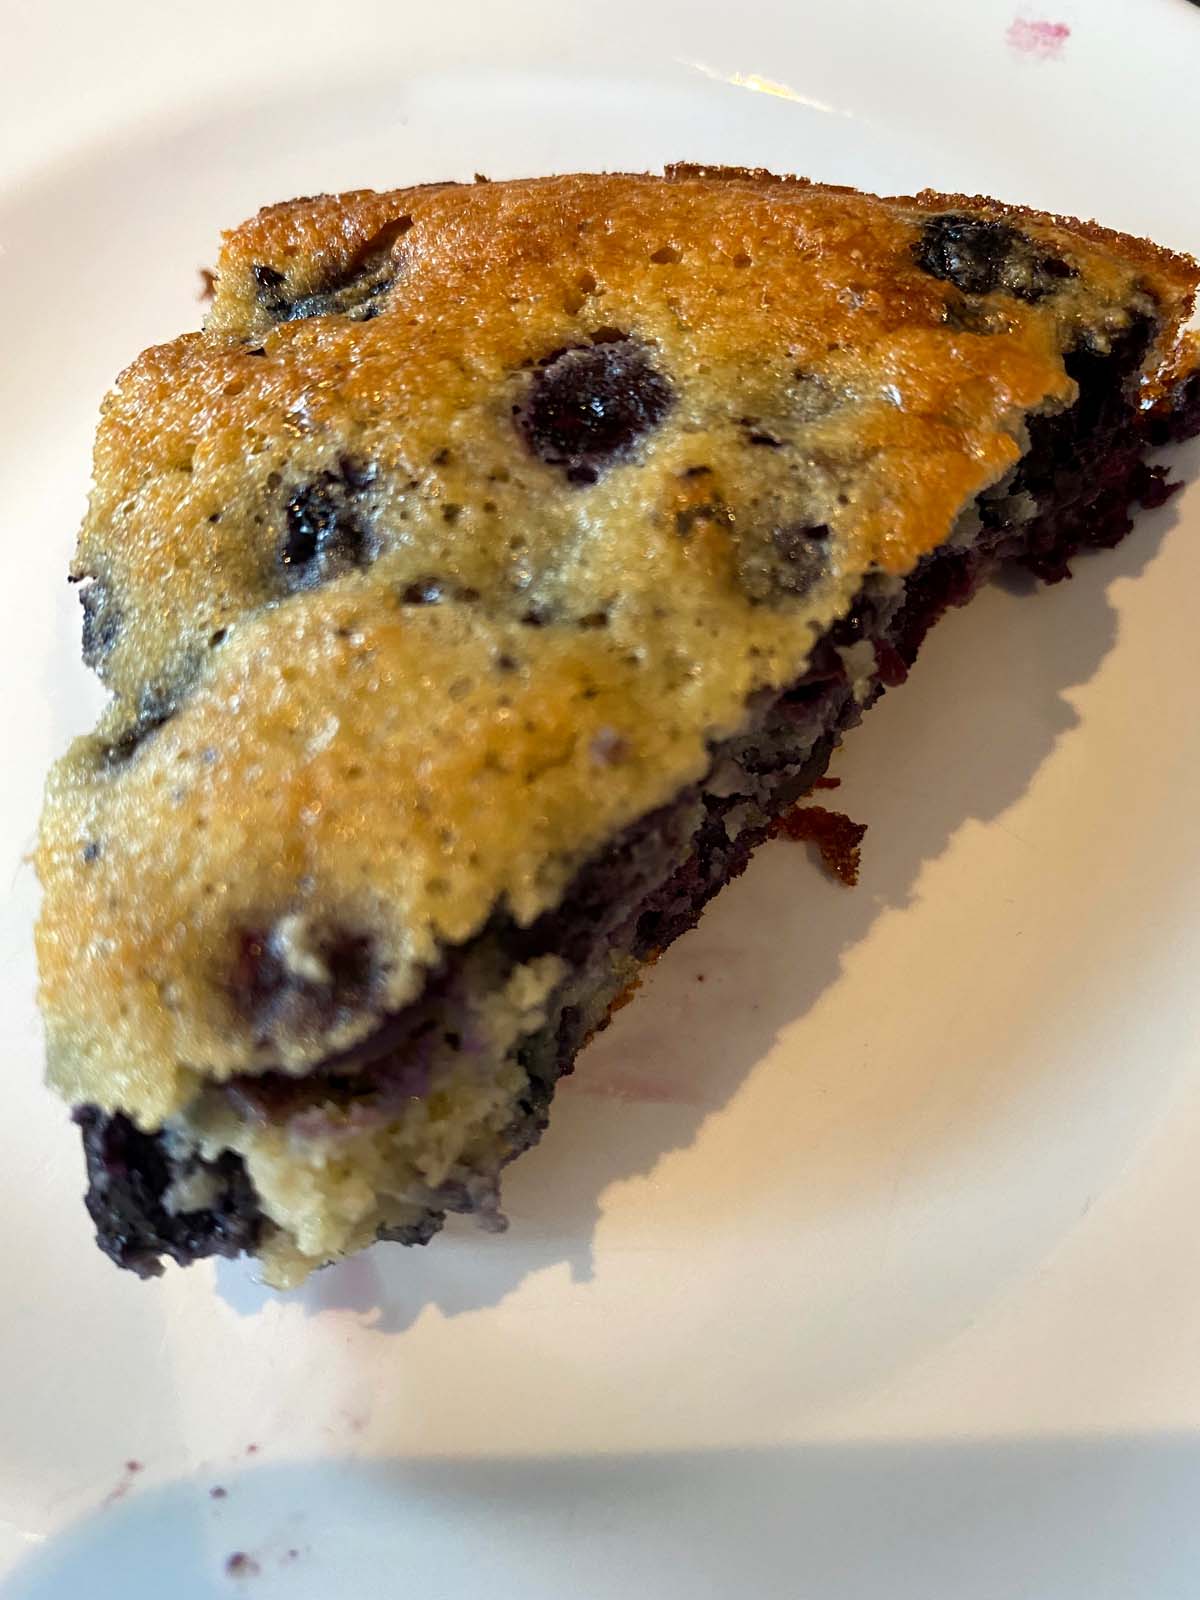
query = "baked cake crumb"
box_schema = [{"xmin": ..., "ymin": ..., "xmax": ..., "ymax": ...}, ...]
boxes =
[
  {"xmin": 776, "ymin": 804, "xmax": 869, "ymax": 887},
  {"xmin": 35, "ymin": 168, "xmax": 1200, "ymax": 1285}
]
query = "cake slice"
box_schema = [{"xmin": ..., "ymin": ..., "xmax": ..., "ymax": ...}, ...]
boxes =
[{"xmin": 35, "ymin": 168, "xmax": 1200, "ymax": 1286}]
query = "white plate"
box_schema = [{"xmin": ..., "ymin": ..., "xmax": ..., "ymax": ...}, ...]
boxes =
[{"xmin": 3, "ymin": 2, "xmax": 1200, "ymax": 1595}]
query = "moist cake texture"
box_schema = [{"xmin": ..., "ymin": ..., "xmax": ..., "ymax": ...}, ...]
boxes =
[{"xmin": 35, "ymin": 167, "xmax": 1200, "ymax": 1284}]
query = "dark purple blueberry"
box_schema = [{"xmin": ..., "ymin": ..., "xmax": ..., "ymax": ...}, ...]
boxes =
[
  {"xmin": 516, "ymin": 337, "xmax": 673, "ymax": 480},
  {"xmin": 229, "ymin": 920, "xmax": 379, "ymax": 1040},
  {"xmin": 914, "ymin": 213, "xmax": 1076, "ymax": 302},
  {"xmin": 74, "ymin": 1105, "xmax": 263, "ymax": 1277},
  {"xmin": 78, "ymin": 576, "xmax": 121, "ymax": 668},
  {"xmin": 253, "ymin": 216, "xmax": 413, "ymax": 323},
  {"xmin": 279, "ymin": 459, "xmax": 378, "ymax": 590}
]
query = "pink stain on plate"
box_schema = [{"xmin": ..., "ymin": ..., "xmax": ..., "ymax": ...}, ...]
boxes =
[
  {"xmin": 1007, "ymin": 17, "xmax": 1070, "ymax": 57},
  {"xmin": 100, "ymin": 1459, "xmax": 144, "ymax": 1509},
  {"xmin": 569, "ymin": 1072, "xmax": 701, "ymax": 1106}
]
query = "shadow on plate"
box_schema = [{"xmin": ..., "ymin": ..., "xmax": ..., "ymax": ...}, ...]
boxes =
[
  {"xmin": 213, "ymin": 475, "xmax": 1193, "ymax": 1336},
  {"xmin": 9, "ymin": 1429, "xmax": 1200, "ymax": 1599}
]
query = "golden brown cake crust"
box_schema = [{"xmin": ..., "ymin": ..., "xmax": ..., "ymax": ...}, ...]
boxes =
[{"xmin": 37, "ymin": 169, "xmax": 1199, "ymax": 1133}]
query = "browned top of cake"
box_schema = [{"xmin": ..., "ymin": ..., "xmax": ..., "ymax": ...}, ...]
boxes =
[{"xmin": 36, "ymin": 168, "xmax": 1198, "ymax": 1127}]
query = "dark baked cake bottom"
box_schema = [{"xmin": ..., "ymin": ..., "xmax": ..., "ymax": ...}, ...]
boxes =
[{"xmin": 76, "ymin": 319, "xmax": 1200, "ymax": 1278}]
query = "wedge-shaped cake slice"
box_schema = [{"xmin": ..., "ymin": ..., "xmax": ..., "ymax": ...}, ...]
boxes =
[{"xmin": 36, "ymin": 168, "xmax": 1200, "ymax": 1286}]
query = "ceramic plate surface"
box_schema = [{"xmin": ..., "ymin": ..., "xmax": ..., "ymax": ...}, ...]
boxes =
[{"xmin": 3, "ymin": 2, "xmax": 1200, "ymax": 1595}]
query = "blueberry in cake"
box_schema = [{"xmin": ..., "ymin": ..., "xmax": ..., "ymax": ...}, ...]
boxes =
[{"xmin": 35, "ymin": 168, "xmax": 1200, "ymax": 1286}]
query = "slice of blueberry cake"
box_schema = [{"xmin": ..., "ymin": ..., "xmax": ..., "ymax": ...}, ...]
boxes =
[{"xmin": 36, "ymin": 168, "xmax": 1200, "ymax": 1286}]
